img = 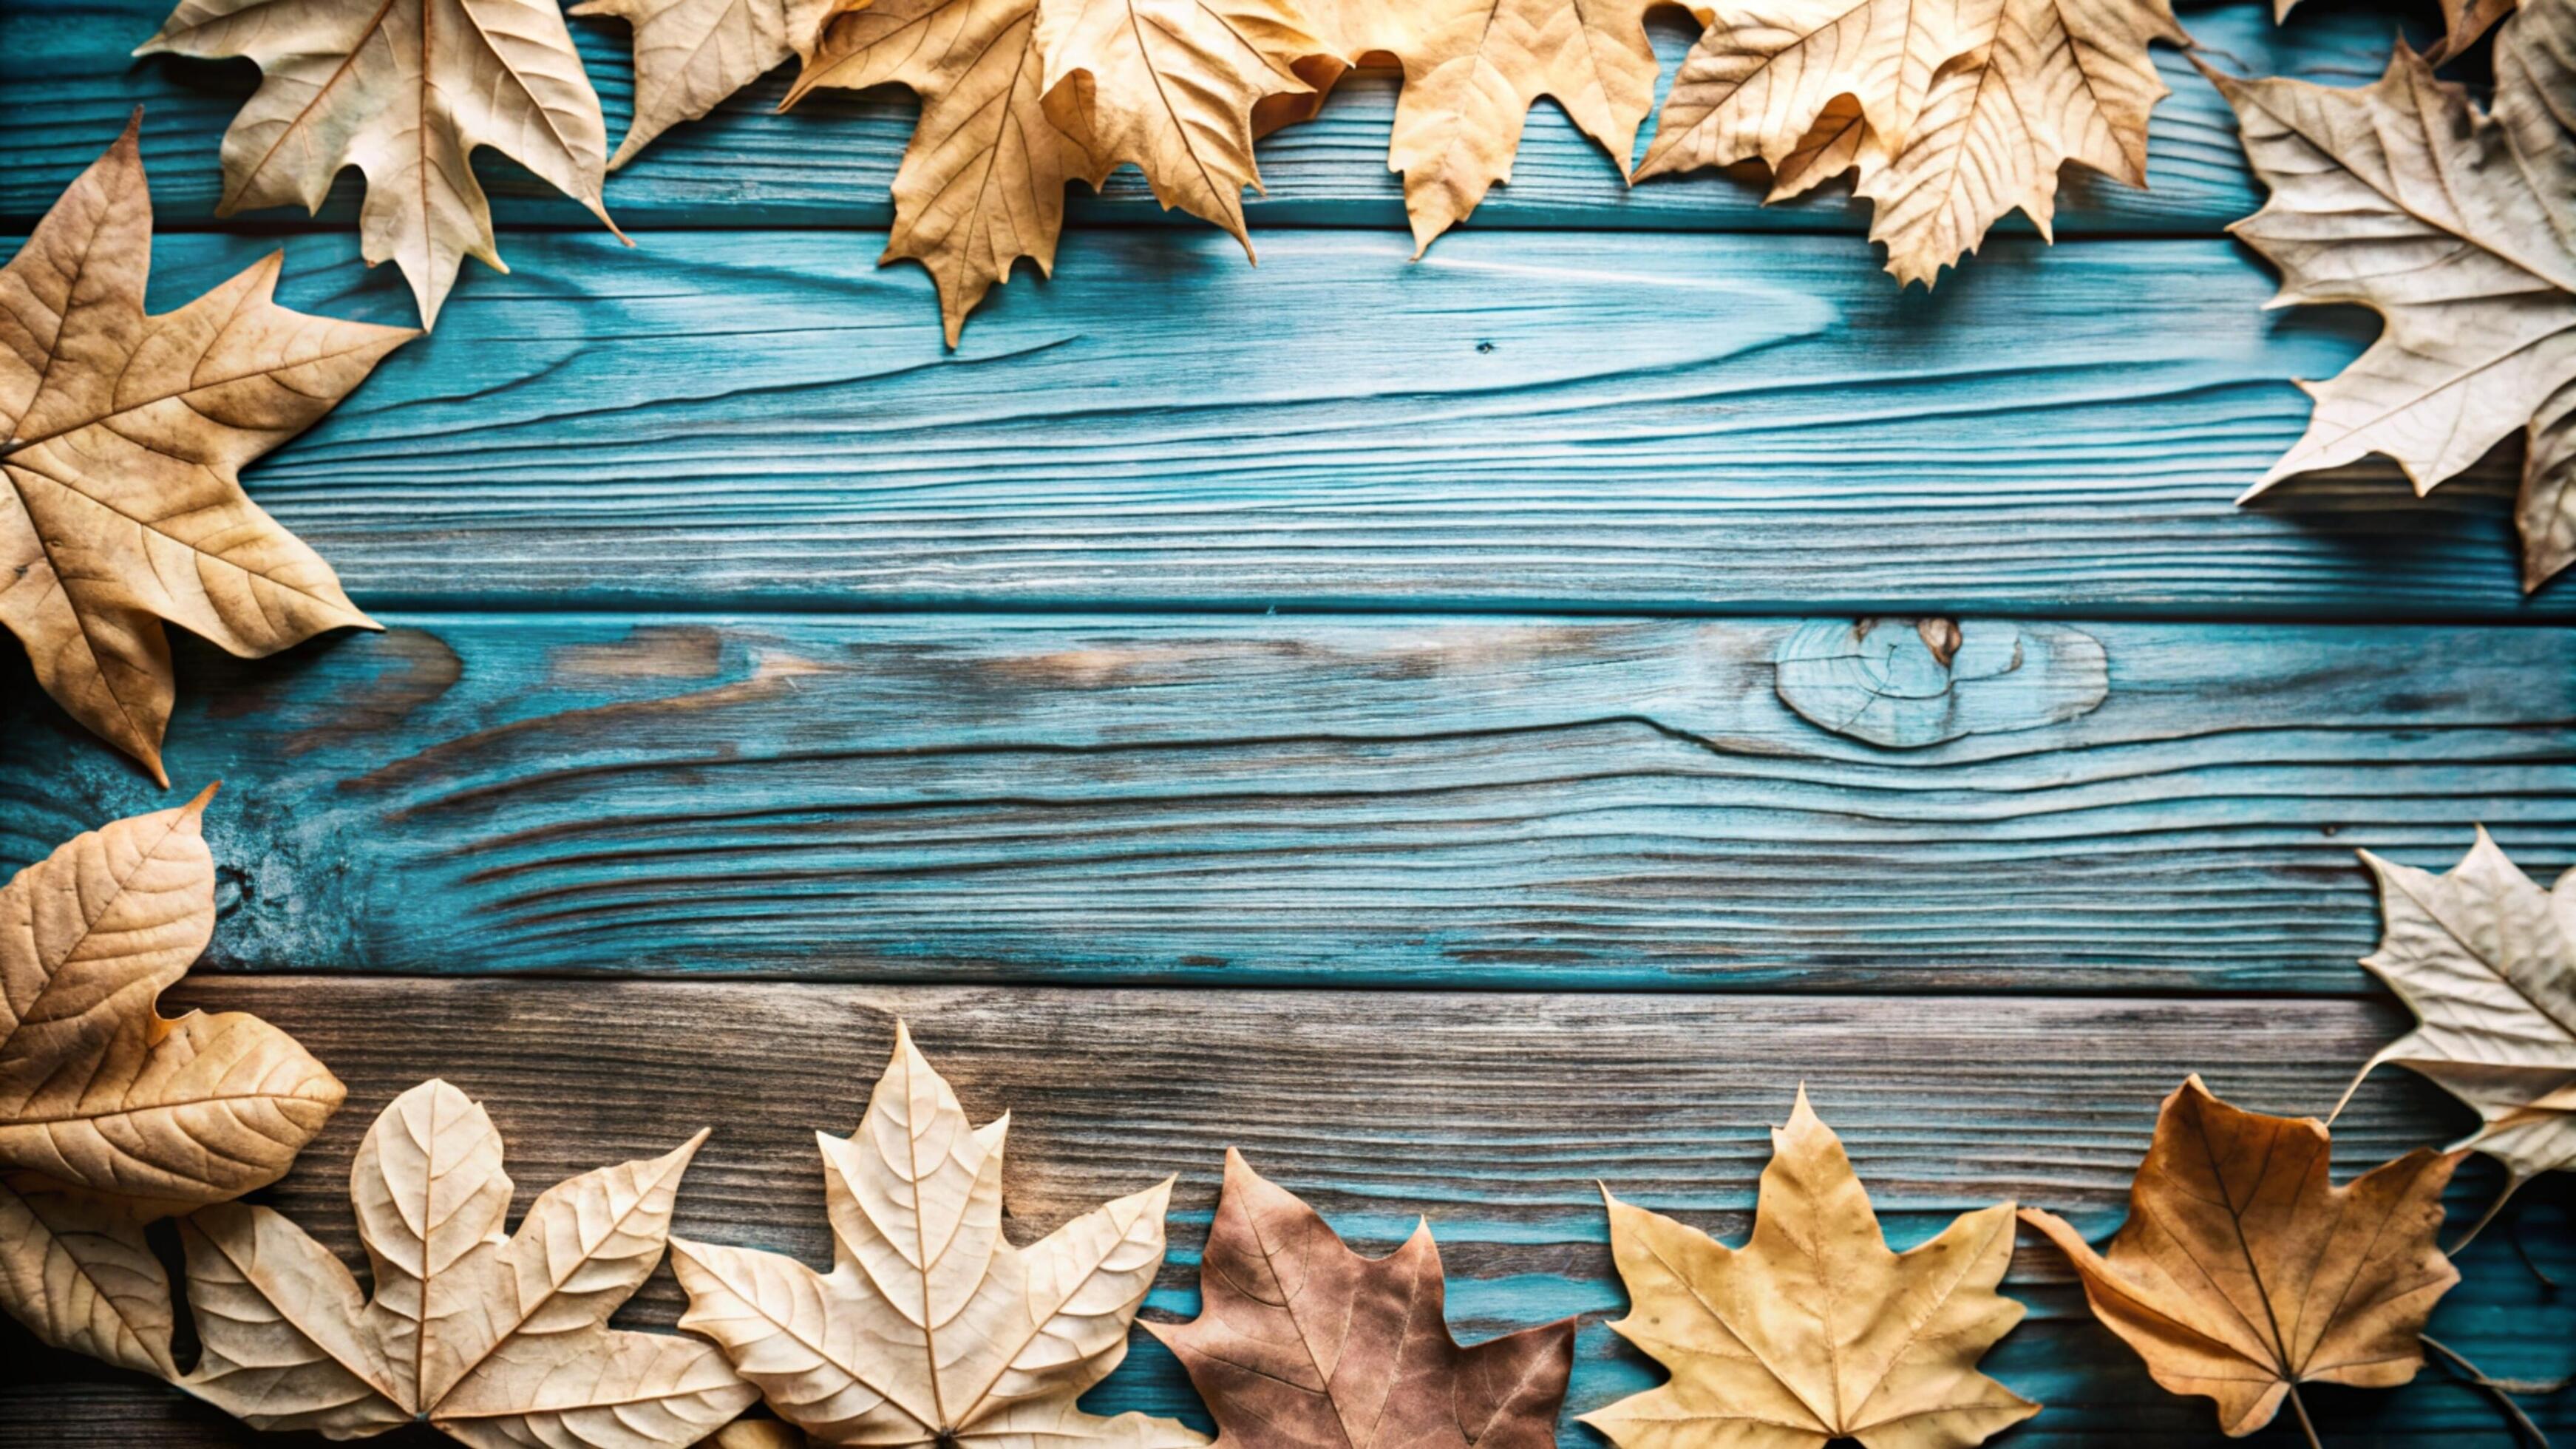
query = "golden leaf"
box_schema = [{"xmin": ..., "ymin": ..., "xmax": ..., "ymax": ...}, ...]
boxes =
[
  {"xmin": 0, "ymin": 789, "xmax": 344, "ymax": 1376},
  {"xmin": 2021, "ymin": 1076, "xmax": 2461, "ymax": 1439},
  {"xmin": 789, "ymin": 0, "xmax": 1109, "ymax": 345},
  {"xmin": 178, "ymin": 1079, "xmax": 753, "ymax": 1447},
  {"xmin": 2210, "ymin": 0, "xmax": 2576, "ymax": 591},
  {"xmin": 137, "ymin": 0, "xmax": 627, "ymax": 326},
  {"xmin": 577, "ymin": 0, "xmax": 840, "ymax": 166},
  {"xmin": 671, "ymin": 1022, "xmax": 1200, "ymax": 1449},
  {"xmin": 1, "ymin": 119, "xmax": 412, "ymax": 783},
  {"xmin": 1582, "ymin": 1089, "xmax": 2036, "ymax": 1449}
]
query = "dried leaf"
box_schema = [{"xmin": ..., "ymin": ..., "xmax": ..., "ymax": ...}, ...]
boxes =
[
  {"xmin": 1, "ymin": 118, "xmax": 412, "ymax": 783},
  {"xmin": 179, "ymin": 1079, "xmax": 752, "ymax": 1447},
  {"xmin": 789, "ymin": 0, "xmax": 1108, "ymax": 345},
  {"xmin": 578, "ymin": 0, "xmax": 839, "ymax": 166},
  {"xmin": 2021, "ymin": 1076, "xmax": 2461, "ymax": 1438},
  {"xmin": 1637, "ymin": 0, "xmax": 2187, "ymax": 284},
  {"xmin": 2335, "ymin": 829, "xmax": 2576, "ymax": 1214},
  {"xmin": 672, "ymin": 1022, "xmax": 1199, "ymax": 1449},
  {"xmin": 2212, "ymin": 0, "xmax": 2576, "ymax": 591},
  {"xmin": 1149, "ymin": 1148, "xmax": 1573, "ymax": 1449},
  {"xmin": 137, "ymin": 0, "xmax": 626, "ymax": 326},
  {"xmin": 0, "ymin": 790, "xmax": 344, "ymax": 1375},
  {"xmin": 1583, "ymin": 1089, "xmax": 2037, "ymax": 1449},
  {"xmin": 1034, "ymin": 0, "xmax": 1320, "ymax": 249}
]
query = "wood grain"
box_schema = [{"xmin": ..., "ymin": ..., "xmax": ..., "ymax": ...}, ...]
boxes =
[
  {"xmin": 1, "ymin": 981, "xmax": 2565, "ymax": 1444},
  {"xmin": 2, "ymin": 614, "xmax": 2566, "ymax": 991},
  {"xmin": 1, "ymin": 1, "xmax": 2413, "ymax": 235},
  {"xmin": 40, "ymin": 227, "xmax": 2551, "ymax": 620}
]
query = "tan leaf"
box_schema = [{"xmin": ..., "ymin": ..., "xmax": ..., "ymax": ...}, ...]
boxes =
[
  {"xmin": 137, "ymin": 0, "xmax": 626, "ymax": 326},
  {"xmin": 1, "ymin": 119, "xmax": 412, "ymax": 782},
  {"xmin": 1638, "ymin": 0, "xmax": 2186, "ymax": 285},
  {"xmin": 2332, "ymin": 829, "xmax": 2576, "ymax": 1224},
  {"xmin": 0, "ymin": 1178, "xmax": 174, "ymax": 1379},
  {"xmin": 672, "ymin": 1022, "xmax": 1198, "ymax": 1449},
  {"xmin": 1148, "ymin": 1148, "xmax": 1573, "ymax": 1449},
  {"xmin": 788, "ymin": 0, "xmax": 1108, "ymax": 345},
  {"xmin": 1033, "ymin": 0, "xmax": 1320, "ymax": 250},
  {"xmin": 180, "ymin": 1079, "xmax": 753, "ymax": 1447},
  {"xmin": 577, "ymin": 0, "xmax": 840, "ymax": 166},
  {"xmin": 707, "ymin": 1423, "xmax": 810, "ymax": 1448},
  {"xmin": 1581, "ymin": 1089, "xmax": 2037, "ymax": 1449},
  {"xmin": 2212, "ymin": 0, "xmax": 2576, "ymax": 590},
  {"xmin": 2022, "ymin": 1076, "xmax": 2461, "ymax": 1438}
]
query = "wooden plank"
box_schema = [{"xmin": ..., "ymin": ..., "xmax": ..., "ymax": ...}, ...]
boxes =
[
  {"xmin": 52, "ymin": 227, "xmax": 2557, "ymax": 620},
  {"xmin": 5, "ymin": 614, "xmax": 2569, "ymax": 991},
  {"xmin": 3, "ymin": 1, "xmax": 2417, "ymax": 236},
  {"xmin": 1, "ymin": 982, "xmax": 2566, "ymax": 1444}
]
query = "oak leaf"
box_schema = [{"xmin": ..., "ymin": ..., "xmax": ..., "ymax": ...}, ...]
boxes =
[
  {"xmin": 1149, "ymin": 1148, "xmax": 1574, "ymax": 1449},
  {"xmin": 137, "ymin": 0, "xmax": 627, "ymax": 327},
  {"xmin": 0, "ymin": 788, "xmax": 344, "ymax": 1377},
  {"xmin": 1583, "ymin": 1089, "xmax": 2037, "ymax": 1449},
  {"xmin": 2021, "ymin": 1076, "xmax": 2461, "ymax": 1439},
  {"xmin": 2334, "ymin": 829, "xmax": 2576, "ymax": 1229},
  {"xmin": 671, "ymin": 1022, "xmax": 1200, "ymax": 1449},
  {"xmin": 1637, "ymin": 0, "xmax": 2188, "ymax": 284},
  {"xmin": 577, "ymin": 0, "xmax": 839, "ymax": 166},
  {"xmin": 1, "ymin": 119, "xmax": 411, "ymax": 784},
  {"xmin": 177, "ymin": 1079, "xmax": 754, "ymax": 1447},
  {"xmin": 2212, "ymin": 0, "xmax": 2576, "ymax": 591},
  {"xmin": 788, "ymin": 0, "xmax": 1109, "ymax": 345}
]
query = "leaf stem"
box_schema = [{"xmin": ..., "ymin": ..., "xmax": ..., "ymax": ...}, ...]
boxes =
[
  {"xmin": 2288, "ymin": 1383, "xmax": 2323, "ymax": 1449},
  {"xmin": 2423, "ymin": 1334, "xmax": 2561, "ymax": 1448}
]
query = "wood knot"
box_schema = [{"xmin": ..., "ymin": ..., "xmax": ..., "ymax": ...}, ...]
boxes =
[{"xmin": 1773, "ymin": 618, "xmax": 2107, "ymax": 748}]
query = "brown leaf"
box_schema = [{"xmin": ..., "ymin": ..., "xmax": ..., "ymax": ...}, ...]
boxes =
[
  {"xmin": 1, "ymin": 118, "xmax": 412, "ymax": 782},
  {"xmin": 578, "ymin": 0, "xmax": 840, "ymax": 166},
  {"xmin": 137, "ymin": 0, "xmax": 625, "ymax": 326},
  {"xmin": 2021, "ymin": 1076, "xmax": 2461, "ymax": 1438},
  {"xmin": 179, "ymin": 1079, "xmax": 753, "ymax": 1446},
  {"xmin": 0, "ymin": 789, "xmax": 344, "ymax": 1375},
  {"xmin": 1149, "ymin": 1148, "xmax": 1573, "ymax": 1449},
  {"xmin": 2211, "ymin": 0, "xmax": 2576, "ymax": 591},
  {"xmin": 672, "ymin": 1022, "xmax": 1200, "ymax": 1449},
  {"xmin": 1583, "ymin": 1089, "xmax": 2038, "ymax": 1449}
]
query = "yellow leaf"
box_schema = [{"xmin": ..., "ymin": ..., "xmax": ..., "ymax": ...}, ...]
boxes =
[{"xmin": 578, "ymin": 0, "xmax": 841, "ymax": 166}]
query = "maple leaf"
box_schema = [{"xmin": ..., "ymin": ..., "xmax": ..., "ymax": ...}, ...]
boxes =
[
  {"xmin": 1637, "ymin": 0, "xmax": 2189, "ymax": 285},
  {"xmin": 577, "ymin": 0, "xmax": 839, "ymax": 166},
  {"xmin": 2331, "ymin": 829, "xmax": 2576, "ymax": 1236},
  {"xmin": 1, "ymin": 118, "xmax": 411, "ymax": 785},
  {"xmin": 1149, "ymin": 1148, "xmax": 1574, "ymax": 1449},
  {"xmin": 2021, "ymin": 1076, "xmax": 2461, "ymax": 1439},
  {"xmin": 177, "ymin": 1078, "xmax": 753, "ymax": 1446},
  {"xmin": 1034, "ymin": 0, "xmax": 1321, "ymax": 250},
  {"xmin": 787, "ymin": 0, "xmax": 1109, "ymax": 345},
  {"xmin": 1582, "ymin": 1088, "xmax": 2037, "ymax": 1449},
  {"xmin": 137, "ymin": 0, "xmax": 627, "ymax": 327},
  {"xmin": 671, "ymin": 1022, "xmax": 1200, "ymax": 1449},
  {"xmin": 2211, "ymin": 0, "xmax": 2576, "ymax": 591},
  {"xmin": 0, "ymin": 788, "xmax": 344, "ymax": 1377}
]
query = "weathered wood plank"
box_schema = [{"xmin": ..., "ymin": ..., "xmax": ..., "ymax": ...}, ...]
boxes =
[
  {"xmin": 3, "ymin": 1, "xmax": 2413, "ymax": 236},
  {"xmin": 46, "ymin": 228, "xmax": 2556, "ymax": 620},
  {"xmin": 5, "ymin": 614, "xmax": 2569, "ymax": 990},
  {"xmin": 1, "ymin": 983, "xmax": 2566, "ymax": 1443}
]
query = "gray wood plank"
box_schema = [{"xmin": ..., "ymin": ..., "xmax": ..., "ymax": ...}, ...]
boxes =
[
  {"xmin": 54, "ymin": 228, "xmax": 2558, "ymax": 619},
  {"xmin": 5, "ymin": 614, "xmax": 2568, "ymax": 991},
  {"xmin": 1, "ymin": 982, "xmax": 2565, "ymax": 1444},
  {"xmin": 2, "ymin": 1, "xmax": 2416, "ymax": 236}
]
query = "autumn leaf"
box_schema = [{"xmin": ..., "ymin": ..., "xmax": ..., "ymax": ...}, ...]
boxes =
[
  {"xmin": 2021, "ymin": 1076, "xmax": 2461, "ymax": 1439},
  {"xmin": 0, "ymin": 789, "xmax": 344, "ymax": 1377},
  {"xmin": 177, "ymin": 1078, "xmax": 752, "ymax": 1446},
  {"xmin": 1637, "ymin": 0, "xmax": 2189, "ymax": 285},
  {"xmin": 788, "ymin": 0, "xmax": 1108, "ymax": 345},
  {"xmin": 577, "ymin": 0, "xmax": 839, "ymax": 166},
  {"xmin": 2212, "ymin": 0, "xmax": 2576, "ymax": 591},
  {"xmin": 1, "ymin": 118, "xmax": 412, "ymax": 784},
  {"xmin": 1582, "ymin": 1089, "xmax": 2037, "ymax": 1449},
  {"xmin": 137, "ymin": 0, "xmax": 626, "ymax": 327},
  {"xmin": 672, "ymin": 1022, "xmax": 1200, "ymax": 1449},
  {"xmin": 2332, "ymin": 829, "xmax": 2576, "ymax": 1235},
  {"xmin": 1149, "ymin": 1148, "xmax": 1573, "ymax": 1449}
]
